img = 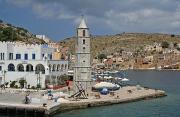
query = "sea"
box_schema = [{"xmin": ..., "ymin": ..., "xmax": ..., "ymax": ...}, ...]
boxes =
[{"xmin": 54, "ymin": 70, "xmax": 180, "ymax": 117}]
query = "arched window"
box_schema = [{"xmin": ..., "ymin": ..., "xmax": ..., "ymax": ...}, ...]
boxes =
[
  {"xmin": 0, "ymin": 53, "xmax": 2, "ymax": 60},
  {"xmin": 26, "ymin": 64, "xmax": 33, "ymax": 72},
  {"xmin": 8, "ymin": 64, "xmax": 15, "ymax": 71},
  {"xmin": 83, "ymin": 39, "xmax": 85, "ymax": 44},
  {"xmin": 49, "ymin": 64, "xmax": 52, "ymax": 72},
  {"xmin": 57, "ymin": 64, "xmax": 60, "ymax": 71},
  {"xmin": 83, "ymin": 47, "xmax": 85, "ymax": 52},
  {"xmin": 35, "ymin": 64, "xmax": 45, "ymax": 74},
  {"xmin": 83, "ymin": 30, "xmax": 86, "ymax": 37},
  {"xmin": 61, "ymin": 64, "xmax": 64, "ymax": 70},
  {"xmin": 52, "ymin": 64, "xmax": 56, "ymax": 71},
  {"xmin": 65, "ymin": 64, "xmax": 67, "ymax": 70},
  {"xmin": 17, "ymin": 64, "xmax": 24, "ymax": 72}
]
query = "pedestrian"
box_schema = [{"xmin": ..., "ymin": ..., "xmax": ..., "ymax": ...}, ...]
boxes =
[{"xmin": 66, "ymin": 80, "xmax": 69, "ymax": 86}]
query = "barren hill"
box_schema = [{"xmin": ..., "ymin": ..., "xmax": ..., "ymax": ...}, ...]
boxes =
[{"xmin": 59, "ymin": 33, "xmax": 180, "ymax": 58}]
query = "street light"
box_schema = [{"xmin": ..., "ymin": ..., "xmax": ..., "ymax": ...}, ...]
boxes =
[
  {"xmin": 36, "ymin": 71, "xmax": 41, "ymax": 90},
  {"xmin": 1, "ymin": 70, "xmax": 6, "ymax": 89}
]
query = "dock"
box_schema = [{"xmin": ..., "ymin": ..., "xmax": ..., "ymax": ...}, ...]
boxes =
[{"xmin": 0, "ymin": 86, "xmax": 167, "ymax": 117}]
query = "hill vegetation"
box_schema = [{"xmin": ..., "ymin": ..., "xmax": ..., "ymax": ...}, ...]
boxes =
[
  {"xmin": 0, "ymin": 19, "xmax": 45, "ymax": 44},
  {"xmin": 59, "ymin": 33, "xmax": 180, "ymax": 58}
]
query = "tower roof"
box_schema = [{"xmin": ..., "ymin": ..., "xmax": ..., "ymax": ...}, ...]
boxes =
[{"xmin": 78, "ymin": 16, "xmax": 88, "ymax": 29}]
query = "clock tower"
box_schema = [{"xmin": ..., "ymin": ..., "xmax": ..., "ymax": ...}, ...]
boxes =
[{"xmin": 73, "ymin": 16, "xmax": 92, "ymax": 94}]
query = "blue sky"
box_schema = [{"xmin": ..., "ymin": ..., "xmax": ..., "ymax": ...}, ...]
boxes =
[{"xmin": 1, "ymin": 0, "xmax": 180, "ymax": 41}]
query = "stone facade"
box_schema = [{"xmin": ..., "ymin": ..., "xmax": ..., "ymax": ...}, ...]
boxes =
[{"xmin": 73, "ymin": 17, "xmax": 92, "ymax": 93}]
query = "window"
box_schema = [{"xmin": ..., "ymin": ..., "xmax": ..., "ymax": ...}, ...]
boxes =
[
  {"xmin": 83, "ymin": 39, "xmax": 85, "ymax": 44},
  {"xmin": 9, "ymin": 53, "xmax": 13, "ymax": 60},
  {"xmin": 0, "ymin": 53, "xmax": 2, "ymax": 60},
  {"xmin": 8, "ymin": 64, "xmax": 15, "ymax": 71},
  {"xmin": 2, "ymin": 53, "xmax": 4, "ymax": 60},
  {"xmin": 32, "ymin": 54, "xmax": 36, "ymax": 60},
  {"xmin": 50, "ymin": 54, "xmax": 52, "ymax": 60},
  {"xmin": 83, "ymin": 30, "xmax": 86, "ymax": 37},
  {"xmin": 42, "ymin": 54, "xmax": 44, "ymax": 58},
  {"xmin": 83, "ymin": 47, "xmax": 85, "ymax": 50},
  {"xmin": 16, "ymin": 54, "xmax": 21, "ymax": 59},
  {"xmin": 0, "ymin": 66, "xmax": 2, "ymax": 71},
  {"xmin": 24, "ymin": 54, "xmax": 28, "ymax": 60}
]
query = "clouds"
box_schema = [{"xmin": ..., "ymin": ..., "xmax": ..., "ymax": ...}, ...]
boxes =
[{"xmin": 5, "ymin": 0, "xmax": 180, "ymax": 34}]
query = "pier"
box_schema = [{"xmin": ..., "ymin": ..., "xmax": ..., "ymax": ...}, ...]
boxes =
[{"xmin": 0, "ymin": 86, "xmax": 166, "ymax": 117}]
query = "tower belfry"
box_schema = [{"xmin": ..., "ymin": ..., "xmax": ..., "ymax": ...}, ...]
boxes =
[{"xmin": 73, "ymin": 16, "xmax": 92, "ymax": 94}]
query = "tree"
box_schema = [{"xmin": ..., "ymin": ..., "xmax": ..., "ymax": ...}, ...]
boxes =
[
  {"xmin": 59, "ymin": 74, "xmax": 69, "ymax": 85},
  {"xmin": 98, "ymin": 54, "xmax": 107, "ymax": 60},
  {"xmin": 174, "ymin": 42, "xmax": 178, "ymax": 48},
  {"xmin": 10, "ymin": 81, "xmax": 17, "ymax": 88},
  {"xmin": 19, "ymin": 79, "xmax": 27, "ymax": 88},
  {"xmin": 177, "ymin": 47, "xmax": 180, "ymax": 51},
  {"xmin": 161, "ymin": 41, "xmax": 169, "ymax": 48},
  {"xmin": 5, "ymin": 82, "xmax": 9, "ymax": 88}
]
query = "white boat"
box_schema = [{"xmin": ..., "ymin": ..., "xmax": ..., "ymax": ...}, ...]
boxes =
[
  {"xmin": 109, "ymin": 70, "xmax": 119, "ymax": 74},
  {"xmin": 121, "ymin": 78, "xmax": 129, "ymax": 82},
  {"xmin": 104, "ymin": 76, "xmax": 113, "ymax": 80}
]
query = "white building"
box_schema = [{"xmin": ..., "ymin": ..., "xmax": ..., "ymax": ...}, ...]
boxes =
[
  {"xmin": 0, "ymin": 41, "xmax": 68, "ymax": 88},
  {"xmin": 36, "ymin": 35, "xmax": 52, "ymax": 43}
]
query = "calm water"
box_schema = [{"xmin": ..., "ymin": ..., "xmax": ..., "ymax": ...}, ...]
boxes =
[{"xmin": 54, "ymin": 70, "xmax": 180, "ymax": 117}]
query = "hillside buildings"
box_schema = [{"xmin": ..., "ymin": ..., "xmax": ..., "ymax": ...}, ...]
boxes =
[{"xmin": 0, "ymin": 41, "xmax": 68, "ymax": 88}]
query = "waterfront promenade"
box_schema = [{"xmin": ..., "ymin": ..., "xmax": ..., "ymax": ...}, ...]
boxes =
[{"xmin": 0, "ymin": 86, "xmax": 166, "ymax": 116}]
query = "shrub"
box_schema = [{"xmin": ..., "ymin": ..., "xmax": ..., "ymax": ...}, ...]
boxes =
[
  {"xmin": 5, "ymin": 82, "xmax": 9, "ymax": 88},
  {"xmin": 171, "ymin": 34, "xmax": 175, "ymax": 37},
  {"xmin": 27, "ymin": 84, "xmax": 30, "ymax": 89},
  {"xmin": 31, "ymin": 86, "xmax": 36, "ymax": 89},
  {"xmin": 14, "ymin": 85, "xmax": 18, "ymax": 89},
  {"xmin": 10, "ymin": 81, "xmax": 17, "ymax": 88},
  {"xmin": 19, "ymin": 79, "xmax": 27, "ymax": 88},
  {"xmin": 37, "ymin": 84, "xmax": 41, "ymax": 89},
  {"xmin": 98, "ymin": 54, "xmax": 107, "ymax": 60},
  {"xmin": 161, "ymin": 41, "xmax": 169, "ymax": 48}
]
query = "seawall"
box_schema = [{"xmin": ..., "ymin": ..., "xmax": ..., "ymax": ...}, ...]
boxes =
[{"xmin": 0, "ymin": 86, "xmax": 167, "ymax": 117}]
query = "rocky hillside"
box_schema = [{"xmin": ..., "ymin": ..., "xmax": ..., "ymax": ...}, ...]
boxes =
[
  {"xmin": 59, "ymin": 33, "xmax": 180, "ymax": 58},
  {"xmin": 0, "ymin": 19, "xmax": 46, "ymax": 44}
]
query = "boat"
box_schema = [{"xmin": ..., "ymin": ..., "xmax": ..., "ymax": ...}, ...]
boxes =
[
  {"xmin": 109, "ymin": 70, "xmax": 119, "ymax": 74},
  {"xmin": 121, "ymin": 78, "xmax": 129, "ymax": 82}
]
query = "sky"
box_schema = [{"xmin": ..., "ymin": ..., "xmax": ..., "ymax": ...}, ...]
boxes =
[{"xmin": 1, "ymin": 0, "xmax": 180, "ymax": 41}]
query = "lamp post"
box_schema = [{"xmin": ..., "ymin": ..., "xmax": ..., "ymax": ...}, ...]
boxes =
[
  {"xmin": 36, "ymin": 71, "xmax": 41, "ymax": 90},
  {"xmin": 2, "ymin": 70, "xmax": 6, "ymax": 89}
]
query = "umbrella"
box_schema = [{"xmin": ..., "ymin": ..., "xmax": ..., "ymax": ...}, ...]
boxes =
[
  {"xmin": 94, "ymin": 82, "xmax": 116, "ymax": 89},
  {"xmin": 93, "ymin": 82, "xmax": 120, "ymax": 90},
  {"xmin": 100, "ymin": 88, "xmax": 109, "ymax": 95}
]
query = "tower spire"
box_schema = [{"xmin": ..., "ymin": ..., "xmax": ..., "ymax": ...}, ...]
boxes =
[{"xmin": 78, "ymin": 15, "xmax": 88, "ymax": 29}]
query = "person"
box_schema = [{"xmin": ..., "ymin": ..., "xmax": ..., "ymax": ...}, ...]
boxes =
[
  {"xmin": 66, "ymin": 80, "xmax": 69, "ymax": 86},
  {"xmin": 48, "ymin": 90, "xmax": 53, "ymax": 100},
  {"xmin": 68, "ymin": 86, "xmax": 70, "ymax": 95},
  {"xmin": 25, "ymin": 94, "xmax": 31, "ymax": 104}
]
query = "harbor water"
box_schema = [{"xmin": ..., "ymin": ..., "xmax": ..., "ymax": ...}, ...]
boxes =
[{"xmin": 54, "ymin": 70, "xmax": 180, "ymax": 117}]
